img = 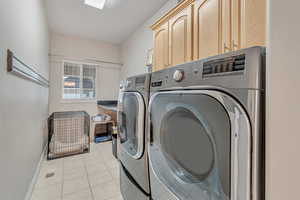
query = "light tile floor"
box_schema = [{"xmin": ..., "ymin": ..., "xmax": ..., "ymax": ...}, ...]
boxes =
[{"xmin": 31, "ymin": 142, "xmax": 123, "ymax": 200}]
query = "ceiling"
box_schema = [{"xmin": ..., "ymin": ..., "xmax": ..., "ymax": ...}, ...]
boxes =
[{"xmin": 46, "ymin": 0, "xmax": 170, "ymax": 44}]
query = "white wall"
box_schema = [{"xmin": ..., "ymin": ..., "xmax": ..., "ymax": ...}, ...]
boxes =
[
  {"xmin": 49, "ymin": 33, "xmax": 121, "ymax": 117},
  {"xmin": 0, "ymin": 0, "xmax": 49, "ymax": 199},
  {"xmin": 266, "ymin": 0, "xmax": 300, "ymax": 200},
  {"xmin": 121, "ymin": 0, "xmax": 178, "ymax": 79}
]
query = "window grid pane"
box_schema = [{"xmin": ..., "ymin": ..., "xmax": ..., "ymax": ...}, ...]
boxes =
[
  {"xmin": 63, "ymin": 88, "xmax": 81, "ymax": 99},
  {"xmin": 63, "ymin": 62, "xmax": 97, "ymax": 100},
  {"xmin": 64, "ymin": 76, "xmax": 80, "ymax": 89},
  {"xmin": 64, "ymin": 63, "xmax": 81, "ymax": 76}
]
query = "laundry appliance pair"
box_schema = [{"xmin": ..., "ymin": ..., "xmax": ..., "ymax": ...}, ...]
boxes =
[{"xmin": 117, "ymin": 46, "xmax": 266, "ymax": 200}]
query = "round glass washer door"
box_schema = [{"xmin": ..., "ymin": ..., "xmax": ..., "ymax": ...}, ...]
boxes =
[
  {"xmin": 149, "ymin": 91, "xmax": 232, "ymax": 200},
  {"xmin": 118, "ymin": 92, "xmax": 145, "ymax": 159}
]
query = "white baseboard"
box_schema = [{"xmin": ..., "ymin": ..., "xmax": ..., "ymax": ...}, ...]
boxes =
[{"xmin": 24, "ymin": 145, "xmax": 47, "ymax": 200}]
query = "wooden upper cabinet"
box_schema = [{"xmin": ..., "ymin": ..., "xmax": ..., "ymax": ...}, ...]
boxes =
[
  {"xmin": 153, "ymin": 22, "xmax": 169, "ymax": 72},
  {"xmin": 151, "ymin": 0, "xmax": 195, "ymax": 71},
  {"xmin": 169, "ymin": 6, "xmax": 193, "ymax": 66},
  {"xmin": 194, "ymin": 0, "xmax": 222, "ymax": 60},
  {"xmin": 241, "ymin": 0, "xmax": 266, "ymax": 48},
  {"xmin": 151, "ymin": 0, "xmax": 266, "ymax": 72},
  {"xmin": 193, "ymin": 0, "xmax": 266, "ymax": 60},
  {"xmin": 226, "ymin": 0, "xmax": 266, "ymax": 50},
  {"xmin": 226, "ymin": 0, "xmax": 267, "ymax": 51}
]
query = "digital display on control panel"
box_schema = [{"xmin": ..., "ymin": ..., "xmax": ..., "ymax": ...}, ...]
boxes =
[
  {"xmin": 203, "ymin": 54, "xmax": 246, "ymax": 77},
  {"xmin": 151, "ymin": 81, "xmax": 162, "ymax": 87}
]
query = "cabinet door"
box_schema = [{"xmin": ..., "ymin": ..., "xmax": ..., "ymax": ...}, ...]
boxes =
[
  {"xmin": 241, "ymin": 0, "xmax": 266, "ymax": 48},
  {"xmin": 222, "ymin": 0, "xmax": 242, "ymax": 52},
  {"xmin": 223, "ymin": 0, "xmax": 233, "ymax": 52},
  {"xmin": 231, "ymin": 0, "xmax": 241, "ymax": 51},
  {"xmin": 226, "ymin": 0, "xmax": 266, "ymax": 51},
  {"xmin": 169, "ymin": 5, "xmax": 193, "ymax": 66},
  {"xmin": 153, "ymin": 22, "xmax": 169, "ymax": 72},
  {"xmin": 194, "ymin": 0, "xmax": 222, "ymax": 60}
]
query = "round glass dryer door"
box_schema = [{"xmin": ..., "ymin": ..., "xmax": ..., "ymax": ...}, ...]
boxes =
[
  {"xmin": 118, "ymin": 92, "xmax": 145, "ymax": 159},
  {"xmin": 149, "ymin": 91, "xmax": 232, "ymax": 200}
]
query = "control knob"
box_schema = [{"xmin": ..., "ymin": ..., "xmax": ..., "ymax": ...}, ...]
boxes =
[{"xmin": 173, "ymin": 70, "xmax": 184, "ymax": 82}]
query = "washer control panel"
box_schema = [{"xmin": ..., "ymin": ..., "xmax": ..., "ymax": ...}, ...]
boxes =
[{"xmin": 124, "ymin": 74, "xmax": 150, "ymax": 92}]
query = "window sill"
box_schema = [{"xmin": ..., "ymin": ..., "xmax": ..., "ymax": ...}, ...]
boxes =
[{"xmin": 61, "ymin": 99, "xmax": 97, "ymax": 104}]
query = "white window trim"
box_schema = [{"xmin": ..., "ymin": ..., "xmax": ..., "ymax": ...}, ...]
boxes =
[{"xmin": 61, "ymin": 60, "xmax": 98, "ymax": 103}]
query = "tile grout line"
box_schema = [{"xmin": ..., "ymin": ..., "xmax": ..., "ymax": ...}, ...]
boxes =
[
  {"xmin": 35, "ymin": 143, "xmax": 116, "ymax": 200},
  {"xmin": 101, "ymin": 147, "xmax": 122, "ymax": 200},
  {"xmin": 84, "ymin": 156, "xmax": 96, "ymax": 200},
  {"xmin": 61, "ymin": 158, "xmax": 65, "ymax": 200}
]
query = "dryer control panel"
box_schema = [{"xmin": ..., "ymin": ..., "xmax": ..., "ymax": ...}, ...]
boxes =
[
  {"xmin": 150, "ymin": 46, "xmax": 265, "ymax": 91},
  {"xmin": 203, "ymin": 54, "xmax": 246, "ymax": 77}
]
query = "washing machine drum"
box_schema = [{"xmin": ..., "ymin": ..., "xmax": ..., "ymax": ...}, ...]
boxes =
[{"xmin": 149, "ymin": 92, "xmax": 232, "ymax": 200}]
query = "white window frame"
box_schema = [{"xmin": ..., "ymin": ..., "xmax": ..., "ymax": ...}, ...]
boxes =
[{"xmin": 61, "ymin": 60, "xmax": 98, "ymax": 103}]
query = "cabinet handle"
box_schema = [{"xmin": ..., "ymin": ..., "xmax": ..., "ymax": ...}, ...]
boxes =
[
  {"xmin": 224, "ymin": 43, "xmax": 231, "ymax": 52},
  {"xmin": 232, "ymin": 40, "xmax": 239, "ymax": 50}
]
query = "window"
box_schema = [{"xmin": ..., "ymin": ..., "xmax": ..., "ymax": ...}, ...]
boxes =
[{"xmin": 63, "ymin": 61, "xmax": 97, "ymax": 100}]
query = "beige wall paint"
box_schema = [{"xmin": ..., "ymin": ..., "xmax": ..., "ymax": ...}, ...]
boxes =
[
  {"xmin": 50, "ymin": 32, "xmax": 121, "ymax": 63},
  {"xmin": 0, "ymin": 0, "xmax": 49, "ymax": 199},
  {"xmin": 266, "ymin": 0, "xmax": 300, "ymax": 199},
  {"xmin": 49, "ymin": 33, "xmax": 121, "ymax": 117},
  {"xmin": 121, "ymin": 0, "xmax": 178, "ymax": 79}
]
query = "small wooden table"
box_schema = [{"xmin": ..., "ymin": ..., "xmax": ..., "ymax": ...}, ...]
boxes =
[{"xmin": 93, "ymin": 120, "xmax": 115, "ymax": 143}]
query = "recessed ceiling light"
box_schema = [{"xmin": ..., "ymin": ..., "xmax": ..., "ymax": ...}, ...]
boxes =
[{"xmin": 85, "ymin": 0, "xmax": 106, "ymax": 10}]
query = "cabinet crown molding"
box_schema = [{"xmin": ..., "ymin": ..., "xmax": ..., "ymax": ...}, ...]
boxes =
[{"xmin": 151, "ymin": 0, "xmax": 195, "ymax": 30}]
